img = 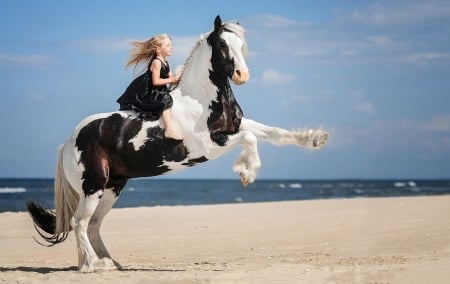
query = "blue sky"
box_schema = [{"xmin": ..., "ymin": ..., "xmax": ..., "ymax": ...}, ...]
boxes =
[{"xmin": 1, "ymin": 0, "xmax": 449, "ymax": 179}]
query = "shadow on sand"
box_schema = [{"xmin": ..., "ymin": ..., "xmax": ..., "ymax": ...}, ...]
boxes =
[
  {"xmin": 0, "ymin": 266, "xmax": 187, "ymax": 274},
  {"xmin": 0, "ymin": 266, "xmax": 78, "ymax": 274}
]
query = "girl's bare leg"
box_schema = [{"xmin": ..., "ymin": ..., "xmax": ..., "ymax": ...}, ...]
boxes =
[{"xmin": 162, "ymin": 109, "xmax": 183, "ymax": 140}]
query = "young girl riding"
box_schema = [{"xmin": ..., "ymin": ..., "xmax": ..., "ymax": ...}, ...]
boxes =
[{"xmin": 119, "ymin": 34, "xmax": 183, "ymax": 140}]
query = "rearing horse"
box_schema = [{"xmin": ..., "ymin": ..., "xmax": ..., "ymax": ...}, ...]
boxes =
[{"xmin": 27, "ymin": 16, "xmax": 328, "ymax": 273}]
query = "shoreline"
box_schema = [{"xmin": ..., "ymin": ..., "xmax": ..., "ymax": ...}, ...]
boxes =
[{"xmin": 1, "ymin": 196, "xmax": 450, "ymax": 283}]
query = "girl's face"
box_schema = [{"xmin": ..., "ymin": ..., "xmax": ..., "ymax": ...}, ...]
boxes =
[{"xmin": 158, "ymin": 37, "xmax": 173, "ymax": 58}]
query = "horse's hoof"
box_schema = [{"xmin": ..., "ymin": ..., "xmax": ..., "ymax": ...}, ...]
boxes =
[
  {"xmin": 79, "ymin": 263, "xmax": 95, "ymax": 273},
  {"xmin": 240, "ymin": 173, "xmax": 249, "ymax": 187},
  {"xmin": 94, "ymin": 258, "xmax": 120, "ymax": 271},
  {"xmin": 78, "ymin": 258, "xmax": 119, "ymax": 273},
  {"xmin": 312, "ymin": 131, "xmax": 329, "ymax": 149}
]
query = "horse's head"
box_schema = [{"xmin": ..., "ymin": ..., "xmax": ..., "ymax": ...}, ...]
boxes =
[{"xmin": 207, "ymin": 16, "xmax": 250, "ymax": 85}]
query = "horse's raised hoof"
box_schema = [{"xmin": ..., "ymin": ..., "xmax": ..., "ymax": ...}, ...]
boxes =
[
  {"xmin": 311, "ymin": 130, "xmax": 329, "ymax": 149},
  {"xmin": 240, "ymin": 173, "xmax": 249, "ymax": 187}
]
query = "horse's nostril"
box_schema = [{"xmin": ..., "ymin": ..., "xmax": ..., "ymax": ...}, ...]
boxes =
[{"xmin": 236, "ymin": 70, "xmax": 241, "ymax": 77}]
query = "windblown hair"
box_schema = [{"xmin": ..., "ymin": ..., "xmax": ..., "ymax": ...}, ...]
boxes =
[{"xmin": 125, "ymin": 34, "xmax": 171, "ymax": 75}]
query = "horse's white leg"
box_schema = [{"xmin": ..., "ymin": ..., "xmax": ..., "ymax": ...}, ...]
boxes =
[
  {"xmin": 87, "ymin": 189, "xmax": 120, "ymax": 271},
  {"xmin": 225, "ymin": 119, "xmax": 329, "ymax": 186},
  {"xmin": 71, "ymin": 191, "xmax": 102, "ymax": 273},
  {"xmin": 225, "ymin": 131, "xmax": 261, "ymax": 186},
  {"xmin": 240, "ymin": 118, "xmax": 328, "ymax": 149}
]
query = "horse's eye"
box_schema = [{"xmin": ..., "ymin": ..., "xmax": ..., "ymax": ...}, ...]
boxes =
[{"xmin": 219, "ymin": 40, "xmax": 227, "ymax": 48}]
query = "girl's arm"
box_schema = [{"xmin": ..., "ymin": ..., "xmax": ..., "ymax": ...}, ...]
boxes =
[{"xmin": 151, "ymin": 60, "xmax": 178, "ymax": 86}]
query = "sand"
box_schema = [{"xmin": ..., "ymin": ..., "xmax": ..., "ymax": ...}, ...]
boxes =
[{"xmin": 1, "ymin": 196, "xmax": 449, "ymax": 283}]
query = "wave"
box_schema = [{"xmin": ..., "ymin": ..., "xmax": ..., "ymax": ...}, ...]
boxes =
[
  {"xmin": 289, "ymin": 183, "xmax": 302, "ymax": 189},
  {"xmin": 0, "ymin": 187, "xmax": 27, "ymax": 194},
  {"xmin": 274, "ymin": 183, "xmax": 303, "ymax": 189},
  {"xmin": 393, "ymin": 181, "xmax": 417, "ymax": 188}
]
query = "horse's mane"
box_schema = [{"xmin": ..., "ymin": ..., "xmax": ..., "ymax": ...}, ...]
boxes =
[
  {"xmin": 176, "ymin": 22, "xmax": 247, "ymax": 77},
  {"xmin": 225, "ymin": 21, "xmax": 248, "ymax": 56}
]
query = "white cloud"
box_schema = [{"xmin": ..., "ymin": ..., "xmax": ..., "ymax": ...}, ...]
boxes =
[
  {"xmin": 69, "ymin": 35, "xmax": 199, "ymax": 66},
  {"xmin": 245, "ymin": 1, "xmax": 450, "ymax": 67},
  {"xmin": 403, "ymin": 52, "xmax": 450, "ymax": 65},
  {"xmin": 261, "ymin": 69, "xmax": 296, "ymax": 86},
  {"xmin": 366, "ymin": 35, "xmax": 394, "ymax": 47},
  {"xmin": 368, "ymin": 115, "xmax": 450, "ymax": 133},
  {"xmin": 351, "ymin": 90, "xmax": 367, "ymax": 99},
  {"xmin": 0, "ymin": 53, "xmax": 55, "ymax": 67},
  {"xmin": 248, "ymin": 14, "xmax": 300, "ymax": 29},
  {"xmin": 337, "ymin": 1, "xmax": 450, "ymax": 26},
  {"xmin": 350, "ymin": 90, "xmax": 377, "ymax": 115},
  {"xmin": 330, "ymin": 114, "xmax": 450, "ymax": 153},
  {"xmin": 420, "ymin": 115, "xmax": 450, "ymax": 133},
  {"xmin": 27, "ymin": 92, "xmax": 48, "ymax": 101},
  {"xmin": 172, "ymin": 35, "xmax": 199, "ymax": 63},
  {"xmin": 294, "ymin": 46, "xmax": 330, "ymax": 57},
  {"xmin": 70, "ymin": 38, "xmax": 131, "ymax": 53},
  {"xmin": 355, "ymin": 102, "xmax": 377, "ymax": 115}
]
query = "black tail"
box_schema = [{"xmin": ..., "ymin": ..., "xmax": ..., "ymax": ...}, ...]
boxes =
[{"xmin": 26, "ymin": 201, "xmax": 69, "ymax": 246}]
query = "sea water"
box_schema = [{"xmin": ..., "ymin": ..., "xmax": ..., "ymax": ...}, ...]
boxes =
[{"xmin": 1, "ymin": 178, "xmax": 449, "ymax": 212}]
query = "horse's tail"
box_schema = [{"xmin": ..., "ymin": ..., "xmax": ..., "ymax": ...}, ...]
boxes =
[{"xmin": 27, "ymin": 144, "xmax": 79, "ymax": 246}]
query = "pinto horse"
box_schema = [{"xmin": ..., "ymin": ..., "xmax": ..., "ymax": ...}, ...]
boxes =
[{"xmin": 27, "ymin": 16, "xmax": 328, "ymax": 272}]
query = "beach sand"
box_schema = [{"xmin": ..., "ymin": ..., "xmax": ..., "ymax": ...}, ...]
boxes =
[{"xmin": 1, "ymin": 196, "xmax": 449, "ymax": 283}]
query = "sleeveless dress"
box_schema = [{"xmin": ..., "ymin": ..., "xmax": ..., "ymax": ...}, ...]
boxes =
[{"xmin": 117, "ymin": 57, "xmax": 173, "ymax": 118}]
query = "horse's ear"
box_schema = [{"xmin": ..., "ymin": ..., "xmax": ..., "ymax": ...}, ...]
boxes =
[{"xmin": 214, "ymin": 15, "xmax": 222, "ymax": 31}]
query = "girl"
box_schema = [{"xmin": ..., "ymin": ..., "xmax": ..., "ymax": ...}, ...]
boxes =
[{"xmin": 124, "ymin": 34, "xmax": 183, "ymax": 140}]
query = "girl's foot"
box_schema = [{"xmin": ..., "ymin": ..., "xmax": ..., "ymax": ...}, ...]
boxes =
[{"xmin": 164, "ymin": 129, "xmax": 184, "ymax": 140}]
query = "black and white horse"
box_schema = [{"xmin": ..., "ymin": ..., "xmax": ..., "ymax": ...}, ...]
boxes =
[{"xmin": 27, "ymin": 16, "xmax": 328, "ymax": 273}]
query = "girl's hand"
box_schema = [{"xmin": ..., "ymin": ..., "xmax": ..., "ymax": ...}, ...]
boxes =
[{"xmin": 171, "ymin": 76, "xmax": 180, "ymax": 84}]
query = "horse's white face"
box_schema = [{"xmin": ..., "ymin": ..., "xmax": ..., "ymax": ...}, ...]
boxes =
[
  {"xmin": 206, "ymin": 16, "xmax": 250, "ymax": 86},
  {"xmin": 221, "ymin": 31, "xmax": 249, "ymax": 85}
]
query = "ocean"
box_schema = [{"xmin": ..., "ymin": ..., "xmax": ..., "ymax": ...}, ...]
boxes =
[{"xmin": 1, "ymin": 178, "xmax": 450, "ymax": 213}]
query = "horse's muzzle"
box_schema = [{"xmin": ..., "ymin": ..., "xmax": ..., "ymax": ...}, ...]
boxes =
[{"xmin": 232, "ymin": 68, "xmax": 250, "ymax": 85}]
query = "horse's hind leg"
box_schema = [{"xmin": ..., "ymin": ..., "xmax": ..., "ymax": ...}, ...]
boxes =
[
  {"xmin": 71, "ymin": 190, "xmax": 103, "ymax": 273},
  {"xmin": 87, "ymin": 189, "xmax": 121, "ymax": 271}
]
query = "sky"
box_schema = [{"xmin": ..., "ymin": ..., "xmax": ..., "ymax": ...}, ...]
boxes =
[{"xmin": 0, "ymin": 0, "xmax": 449, "ymax": 180}]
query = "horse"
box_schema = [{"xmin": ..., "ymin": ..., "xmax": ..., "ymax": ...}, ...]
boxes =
[{"xmin": 27, "ymin": 15, "xmax": 329, "ymax": 273}]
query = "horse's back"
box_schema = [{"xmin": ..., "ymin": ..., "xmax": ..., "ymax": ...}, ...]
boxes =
[{"xmin": 65, "ymin": 111, "xmax": 190, "ymax": 183}]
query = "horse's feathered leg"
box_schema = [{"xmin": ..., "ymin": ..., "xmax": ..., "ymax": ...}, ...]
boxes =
[
  {"xmin": 224, "ymin": 118, "xmax": 329, "ymax": 186},
  {"xmin": 87, "ymin": 189, "xmax": 121, "ymax": 271},
  {"xmin": 224, "ymin": 131, "xmax": 261, "ymax": 186},
  {"xmin": 71, "ymin": 190, "xmax": 103, "ymax": 273},
  {"xmin": 240, "ymin": 118, "xmax": 329, "ymax": 149}
]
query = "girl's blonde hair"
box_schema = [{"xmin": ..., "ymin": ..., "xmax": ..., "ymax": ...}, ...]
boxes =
[{"xmin": 125, "ymin": 34, "xmax": 171, "ymax": 74}]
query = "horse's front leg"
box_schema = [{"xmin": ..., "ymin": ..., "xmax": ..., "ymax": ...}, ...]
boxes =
[
  {"xmin": 225, "ymin": 131, "xmax": 261, "ymax": 186},
  {"xmin": 240, "ymin": 118, "xmax": 329, "ymax": 149}
]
